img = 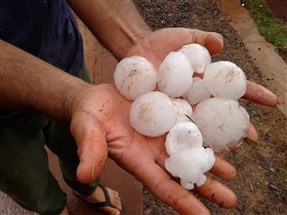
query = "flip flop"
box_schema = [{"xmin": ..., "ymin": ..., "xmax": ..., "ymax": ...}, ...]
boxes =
[
  {"xmin": 92, "ymin": 184, "xmax": 113, "ymax": 207},
  {"xmin": 74, "ymin": 184, "xmax": 113, "ymax": 208}
]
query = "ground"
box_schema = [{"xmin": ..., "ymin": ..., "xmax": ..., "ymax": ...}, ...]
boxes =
[{"xmin": 133, "ymin": 0, "xmax": 287, "ymax": 215}]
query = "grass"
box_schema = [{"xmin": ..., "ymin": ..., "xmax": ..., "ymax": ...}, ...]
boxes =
[
  {"xmin": 280, "ymin": 169, "xmax": 287, "ymax": 181},
  {"xmin": 245, "ymin": 0, "xmax": 287, "ymax": 55},
  {"xmin": 278, "ymin": 161, "xmax": 287, "ymax": 183}
]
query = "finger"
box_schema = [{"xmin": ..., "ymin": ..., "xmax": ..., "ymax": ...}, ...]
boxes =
[
  {"xmin": 71, "ymin": 115, "xmax": 108, "ymax": 183},
  {"xmin": 246, "ymin": 122, "xmax": 258, "ymax": 142},
  {"xmin": 151, "ymin": 28, "xmax": 224, "ymax": 56},
  {"xmin": 210, "ymin": 156, "xmax": 237, "ymax": 180},
  {"xmin": 244, "ymin": 80, "xmax": 277, "ymax": 106},
  {"xmin": 134, "ymin": 161, "xmax": 211, "ymax": 215},
  {"xmin": 188, "ymin": 29, "xmax": 224, "ymax": 55},
  {"xmin": 194, "ymin": 175, "xmax": 237, "ymax": 209},
  {"xmin": 118, "ymin": 135, "xmax": 210, "ymax": 214},
  {"xmin": 154, "ymin": 150, "xmax": 237, "ymax": 210},
  {"xmin": 128, "ymin": 28, "xmax": 224, "ymax": 67},
  {"xmin": 154, "ymin": 140, "xmax": 237, "ymax": 181}
]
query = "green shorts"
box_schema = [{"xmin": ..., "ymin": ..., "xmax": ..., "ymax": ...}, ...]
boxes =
[{"xmin": 0, "ymin": 65, "xmax": 99, "ymax": 215}]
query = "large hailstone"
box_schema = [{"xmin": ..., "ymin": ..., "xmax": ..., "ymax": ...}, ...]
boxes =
[
  {"xmin": 165, "ymin": 121, "xmax": 203, "ymax": 156},
  {"xmin": 157, "ymin": 52, "xmax": 193, "ymax": 97},
  {"xmin": 171, "ymin": 98, "xmax": 193, "ymax": 124},
  {"xmin": 203, "ymin": 61, "xmax": 247, "ymax": 100},
  {"xmin": 183, "ymin": 77, "xmax": 211, "ymax": 105},
  {"xmin": 114, "ymin": 56, "xmax": 157, "ymax": 100},
  {"xmin": 129, "ymin": 91, "xmax": 176, "ymax": 137},
  {"xmin": 192, "ymin": 97, "xmax": 250, "ymax": 151},
  {"xmin": 179, "ymin": 44, "xmax": 211, "ymax": 74},
  {"xmin": 165, "ymin": 148, "xmax": 215, "ymax": 190}
]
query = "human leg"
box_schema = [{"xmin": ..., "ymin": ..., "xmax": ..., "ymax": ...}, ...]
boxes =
[
  {"xmin": 74, "ymin": 185, "xmax": 122, "ymax": 215},
  {"xmin": 0, "ymin": 116, "xmax": 67, "ymax": 215}
]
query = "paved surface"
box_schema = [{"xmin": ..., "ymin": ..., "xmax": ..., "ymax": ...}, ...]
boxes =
[{"xmin": 220, "ymin": 0, "xmax": 287, "ymax": 117}]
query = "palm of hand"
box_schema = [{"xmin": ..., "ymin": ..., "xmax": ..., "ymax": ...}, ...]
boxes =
[{"xmin": 71, "ymin": 83, "xmax": 229, "ymax": 215}]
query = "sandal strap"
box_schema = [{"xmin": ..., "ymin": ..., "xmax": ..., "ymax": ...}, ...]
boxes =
[{"xmin": 93, "ymin": 184, "xmax": 112, "ymax": 207}]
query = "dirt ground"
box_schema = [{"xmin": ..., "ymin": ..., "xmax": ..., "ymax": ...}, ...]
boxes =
[
  {"xmin": 133, "ymin": 1, "xmax": 287, "ymax": 215},
  {"xmin": 266, "ymin": 0, "xmax": 287, "ymax": 25}
]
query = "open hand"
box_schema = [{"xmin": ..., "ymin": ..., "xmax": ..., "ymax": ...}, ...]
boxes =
[
  {"xmin": 126, "ymin": 27, "xmax": 277, "ymax": 140},
  {"xmin": 69, "ymin": 28, "xmax": 277, "ymax": 215}
]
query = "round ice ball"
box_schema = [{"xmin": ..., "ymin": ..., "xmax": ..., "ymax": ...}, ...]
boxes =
[
  {"xmin": 203, "ymin": 61, "xmax": 247, "ymax": 100},
  {"xmin": 183, "ymin": 77, "xmax": 211, "ymax": 105},
  {"xmin": 114, "ymin": 55, "xmax": 157, "ymax": 100},
  {"xmin": 192, "ymin": 97, "xmax": 250, "ymax": 151},
  {"xmin": 157, "ymin": 52, "xmax": 193, "ymax": 98},
  {"xmin": 165, "ymin": 147, "xmax": 215, "ymax": 189},
  {"xmin": 179, "ymin": 44, "xmax": 211, "ymax": 74},
  {"xmin": 129, "ymin": 91, "xmax": 176, "ymax": 137},
  {"xmin": 171, "ymin": 98, "xmax": 193, "ymax": 124},
  {"xmin": 165, "ymin": 121, "xmax": 203, "ymax": 156}
]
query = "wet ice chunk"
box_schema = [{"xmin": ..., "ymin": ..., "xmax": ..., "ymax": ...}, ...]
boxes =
[
  {"xmin": 183, "ymin": 77, "xmax": 211, "ymax": 105},
  {"xmin": 192, "ymin": 97, "xmax": 250, "ymax": 151},
  {"xmin": 157, "ymin": 52, "xmax": 193, "ymax": 97},
  {"xmin": 179, "ymin": 44, "xmax": 211, "ymax": 74},
  {"xmin": 129, "ymin": 91, "xmax": 176, "ymax": 137},
  {"xmin": 114, "ymin": 56, "xmax": 157, "ymax": 100},
  {"xmin": 165, "ymin": 121, "xmax": 203, "ymax": 156},
  {"xmin": 171, "ymin": 98, "xmax": 193, "ymax": 124},
  {"xmin": 165, "ymin": 148, "xmax": 215, "ymax": 190},
  {"xmin": 203, "ymin": 61, "xmax": 247, "ymax": 100}
]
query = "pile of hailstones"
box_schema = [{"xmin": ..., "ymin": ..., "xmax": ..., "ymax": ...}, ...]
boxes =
[{"xmin": 114, "ymin": 44, "xmax": 249, "ymax": 190}]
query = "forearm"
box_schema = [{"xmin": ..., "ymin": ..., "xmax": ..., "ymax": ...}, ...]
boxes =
[
  {"xmin": 67, "ymin": 0, "xmax": 151, "ymax": 60},
  {"xmin": 0, "ymin": 40, "xmax": 89, "ymax": 121}
]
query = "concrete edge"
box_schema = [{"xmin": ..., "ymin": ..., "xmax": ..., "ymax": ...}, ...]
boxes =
[{"xmin": 219, "ymin": 0, "xmax": 287, "ymax": 117}]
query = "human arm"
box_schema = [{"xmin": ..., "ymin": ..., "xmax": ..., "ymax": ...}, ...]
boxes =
[
  {"xmin": 0, "ymin": 39, "xmax": 89, "ymax": 120},
  {"xmin": 67, "ymin": 0, "xmax": 151, "ymax": 60}
]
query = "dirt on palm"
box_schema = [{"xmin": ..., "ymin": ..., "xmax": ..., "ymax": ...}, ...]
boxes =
[{"xmin": 134, "ymin": 1, "xmax": 287, "ymax": 215}]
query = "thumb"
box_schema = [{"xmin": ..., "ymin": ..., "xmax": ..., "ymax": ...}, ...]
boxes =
[
  {"xmin": 150, "ymin": 28, "xmax": 224, "ymax": 55},
  {"xmin": 127, "ymin": 28, "xmax": 224, "ymax": 68},
  {"xmin": 71, "ymin": 117, "xmax": 108, "ymax": 184},
  {"xmin": 188, "ymin": 29, "xmax": 224, "ymax": 55}
]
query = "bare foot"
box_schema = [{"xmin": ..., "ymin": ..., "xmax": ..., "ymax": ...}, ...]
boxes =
[
  {"xmin": 74, "ymin": 184, "xmax": 122, "ymax": 215},
  {"xmin": 59, "ymin": 206, "xmax": 69, "ymax": 215}
]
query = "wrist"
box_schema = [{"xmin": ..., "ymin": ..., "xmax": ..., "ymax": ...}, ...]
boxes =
[
  {"xmin": 64, "ymin": 84, "xmax": 120, "ymax": 128},
  {"xmin": 63, "ymin": 80, "xmax": 94, "ymax": 122},
  {"xmin": 68, "ymin": 0, "xmax": 152, "ymax": 60},
  {"xmin": 120, "ymin": 29, "xmax": 152, "ymax": 59}
]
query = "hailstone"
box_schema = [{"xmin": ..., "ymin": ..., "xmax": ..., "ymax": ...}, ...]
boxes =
[
  {"xmin": 157, "ymin": 52, "xmax": 193, "ymax": 97},
  {"xmin": 114, "ymin": 55, "xmax": 157, "ymax": 100},
  {"xmin": 165, "ymin": 121, "xmax": 203, "ymax": 156},
  {"xmin": 171, "ymin": 98, "xmax": 193, "ymax": 124},
  {"xmin": 179, "ymin": 44, "xmax": 211, "ymax": 74},
  {"xmin": 183, "ymin": 77, "xmax": 211, "ymax": 105},
  {"xmin": 192, "ymin": 97, "xmax": 250, "ymax": 151},
  {"xmin": 203, "ymin": 61, "xmax": 247, "ymax": 100},
  {"xmin": 165, "ymin": 147, "xmax": 215, "ymax": 190},
  {"xmin": 129, "ymin": 91, "xmax": 176, "ymax": 137}
]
